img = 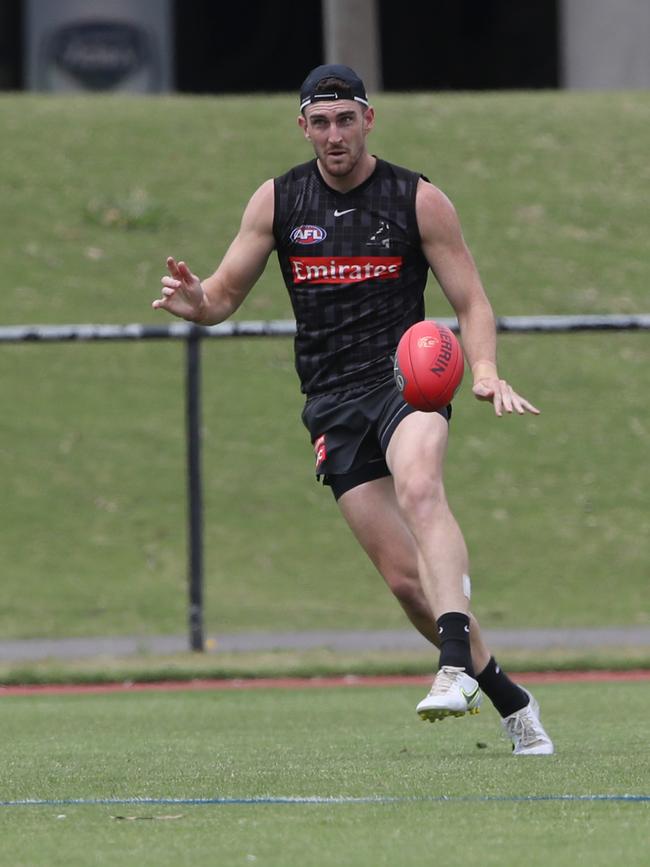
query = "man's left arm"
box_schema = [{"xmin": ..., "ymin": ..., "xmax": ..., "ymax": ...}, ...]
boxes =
[{"xmin": 416, "ymin": 180, "xmax": 539, "ymax": 416}]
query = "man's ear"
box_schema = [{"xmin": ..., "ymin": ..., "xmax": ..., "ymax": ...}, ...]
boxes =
[
  {"xmin": 298, "ymin": 114, "xmax": 310, "ymax": 140},
  {"xmin": 363, "ymin": 106, "xmax": 375, "ymax": 134}
]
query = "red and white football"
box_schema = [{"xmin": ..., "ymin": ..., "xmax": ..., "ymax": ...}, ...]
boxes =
[{"xmin": 393, "ymin": 320, "xmax": 464, "ymax": 411}]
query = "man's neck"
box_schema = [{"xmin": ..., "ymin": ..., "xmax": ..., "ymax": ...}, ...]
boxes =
[{"xmin": 316, "ymin": 153, "xmax": 377, "ymax": 193}]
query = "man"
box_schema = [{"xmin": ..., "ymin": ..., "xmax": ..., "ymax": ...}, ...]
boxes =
[{"xmin": 153, "ymin": 64, "xmax": 553, "ymax": 755}]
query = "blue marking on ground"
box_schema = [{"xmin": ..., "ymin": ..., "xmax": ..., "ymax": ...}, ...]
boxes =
[{"xmin": 1, "ymin": 794, "xmax": 648, "ymax": 807}]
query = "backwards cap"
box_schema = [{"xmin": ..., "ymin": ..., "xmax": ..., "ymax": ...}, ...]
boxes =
[{"xmin": 299, "ymin": 64, "xmax": 369, "ymax": 111}]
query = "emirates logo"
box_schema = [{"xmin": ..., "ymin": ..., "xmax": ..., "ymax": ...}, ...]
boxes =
[{"xmin": 290, "ymin": 256, "xmax": 402, "ymax": 285}]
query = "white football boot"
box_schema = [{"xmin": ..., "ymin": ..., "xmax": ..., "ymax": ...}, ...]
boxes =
[
  {"xmin": 416, "ymin": 666, "xmax": 482, "ymax": 722},
  {"xmin": 501, "ymin": 688, "xmax": 555, "ymax": 755}
]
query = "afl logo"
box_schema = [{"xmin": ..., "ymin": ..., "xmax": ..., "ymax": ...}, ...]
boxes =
[{"xmin": 290, "ymin": 224, "xmax": 327, "ymax": 245}]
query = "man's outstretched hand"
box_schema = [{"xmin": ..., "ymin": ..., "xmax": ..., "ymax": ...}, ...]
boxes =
[
  {"xmin": 472, "ymin": 377, "xmax": 540, "ymax": 417},
  {"xmin": 152, "ymin": 257, "xmax": 205, "ymax": 322}
]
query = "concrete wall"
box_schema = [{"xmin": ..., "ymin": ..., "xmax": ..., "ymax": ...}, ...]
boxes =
[{"xmin": 561, "ymin": 0, "xmax": 650, "ymax": 88}]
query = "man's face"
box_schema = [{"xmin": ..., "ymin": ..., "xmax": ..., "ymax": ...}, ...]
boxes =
[{"xmin": 298, "ymin": 101, "xmax": 374, "ymax": 179}]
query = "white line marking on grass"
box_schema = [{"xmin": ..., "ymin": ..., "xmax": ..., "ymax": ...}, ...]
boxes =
[{"xmin": 1, "ymin": 794, "xmax": 648, "ymax": 807}]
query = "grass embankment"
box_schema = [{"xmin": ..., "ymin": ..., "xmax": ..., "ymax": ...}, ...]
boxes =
[{"xmin": 0, "ymin": 92, "xmax": 648, "ymax": 675}]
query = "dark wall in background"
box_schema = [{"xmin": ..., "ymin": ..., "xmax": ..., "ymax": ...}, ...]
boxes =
[
  {"xmin": 380, "ymin": 0, "xmax": 558, "ymax": 90},
  {"xmin": 0, "ymin": 0, "xmax": 22, "ymax": 89},
  {"xmin": 1, "ymin": 0, "xmax": 558, "ymax": 92},
  {"xmin": 174, "ymin": 0, "xmax": 558, "ymax": 93},
  {"xmin": 173, "ymin": 0, "xmax": 323, "ymax": 94}
]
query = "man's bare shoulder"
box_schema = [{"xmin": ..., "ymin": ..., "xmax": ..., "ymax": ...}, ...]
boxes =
[
  {"xmin": 415, "ymin": 177, "xmax": 462, "ymax": 241},
  {"xmin": 248, "ymin": 178, "xmax": 275, "ymax": 211},
  {"xmin": 416, "ymin": 177, "xmax": 457, "ymax": 215},
  {"xmin": 241, "ymin": 178, "xmax": 275, "ymax": 232}
]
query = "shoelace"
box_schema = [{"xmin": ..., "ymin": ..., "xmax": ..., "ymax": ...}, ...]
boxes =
[
  {"xmin": 428, "ymin": 666, "xmax": 462, "ymax": 696},
  {"xmin": 504, "ymin": 707, "xmax": 543, "ymax": 747}
]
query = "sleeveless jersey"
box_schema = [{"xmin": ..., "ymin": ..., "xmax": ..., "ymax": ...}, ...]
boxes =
[{"xmin": 273, "ymin": 158, "xmax": 429, "ymax": 395}]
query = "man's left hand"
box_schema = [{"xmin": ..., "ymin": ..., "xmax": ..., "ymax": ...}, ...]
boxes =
[{"xmin": 472, "ymin": 378, "xmax": 540, "ymax": 417}]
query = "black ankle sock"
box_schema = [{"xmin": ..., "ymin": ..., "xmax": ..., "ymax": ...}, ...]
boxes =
[
  {"xmin": 436, "ymin": 612, "xmax": 473, "ymax": 676},
  {"xmin": 476, "ymin": 656, "xmax": 529, "ymax": 718}
]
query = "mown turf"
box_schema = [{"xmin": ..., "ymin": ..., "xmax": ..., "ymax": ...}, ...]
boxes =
[
  {"xmin": 1, "ymin": 91, "xmax": 649, "ymax": 640},
  {"xmin": 0, "ymin": 681, "xmax": 648, "ymax": 867}
]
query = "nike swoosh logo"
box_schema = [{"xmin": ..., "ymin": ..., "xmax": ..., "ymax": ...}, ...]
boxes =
[
  {"xmin": 334, "ymin": 208, "xmax": 356, "ymax": 217},
  {"xmin": 461, "ymin": 685, "xmax": 481, "ymax": 704}
]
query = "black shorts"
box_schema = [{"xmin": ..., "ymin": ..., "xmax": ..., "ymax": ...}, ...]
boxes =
[{"xmin": 301, "ymin": 377, "xmax": 450, "ymax": 500}]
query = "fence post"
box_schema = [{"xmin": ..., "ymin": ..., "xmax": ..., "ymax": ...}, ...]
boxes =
[{"xmin": 185, "ymin": 327, "xmax": 204, "ymax": 651}]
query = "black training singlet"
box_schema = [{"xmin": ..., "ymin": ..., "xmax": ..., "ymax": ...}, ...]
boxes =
[{"xmin": 273, "ymin": 158, "xmax": 429, "ymax": 396}]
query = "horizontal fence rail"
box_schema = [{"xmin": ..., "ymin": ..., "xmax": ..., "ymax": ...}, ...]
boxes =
[
  {"xmin": 1, "ymin": 313, "xmax": 650, "ymax": 344},
  {"xmin": 3, "ymin": 313, "xmax": 648, "ymax": 651}
]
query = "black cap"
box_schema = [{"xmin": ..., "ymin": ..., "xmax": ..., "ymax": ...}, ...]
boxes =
[{"xmin": 299, "ymin": 64, "xmax": 369, "ymax": 111}]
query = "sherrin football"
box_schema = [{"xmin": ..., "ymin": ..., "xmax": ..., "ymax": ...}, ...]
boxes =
[{"xmin": 393, "ymin": 320, "xmax": 464, "ymax": 411}]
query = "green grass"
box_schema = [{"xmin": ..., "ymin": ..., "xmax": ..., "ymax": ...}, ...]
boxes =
[
  {"xmin": 0, "ymin": 91, "xmax": 649, "ymax": 641},
  {"xmin": 0, "ymin": 681, "xmax": 648, "ymax": 866},
  {"xmin": 2, "ymin": 92, "xmax": 649, "ymax": 323},
  {"xmin": 2, "ymin": 331, "xmax": 648, "ymax": 639}
]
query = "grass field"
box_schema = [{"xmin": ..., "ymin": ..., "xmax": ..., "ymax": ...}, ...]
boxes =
[
  {"xmin": 1, "ymin": 91, "xmax": 649, "ymax": 642},
  {"xmin": 1, "ymin": 679, "xmax": 649, "ymax": 867}
]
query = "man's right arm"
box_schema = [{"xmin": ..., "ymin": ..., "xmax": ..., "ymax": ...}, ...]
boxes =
[{"xmin": 152, "ymin": 179, "xmax": 275, "ymax": 325}]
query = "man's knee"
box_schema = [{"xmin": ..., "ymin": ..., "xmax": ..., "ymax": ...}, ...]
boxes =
[{"xmin": 393, "ymin": 473, "xmax": 448, "ymax": 524}]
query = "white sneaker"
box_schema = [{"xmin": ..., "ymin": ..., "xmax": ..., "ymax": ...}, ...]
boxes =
[
  {"xmin": 501, "ymin": 688, "xmax": 554, "ymax": 755},
  {"xmin": 416, "ymin": 666, "xmax": 482, "ymax": 723}
]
